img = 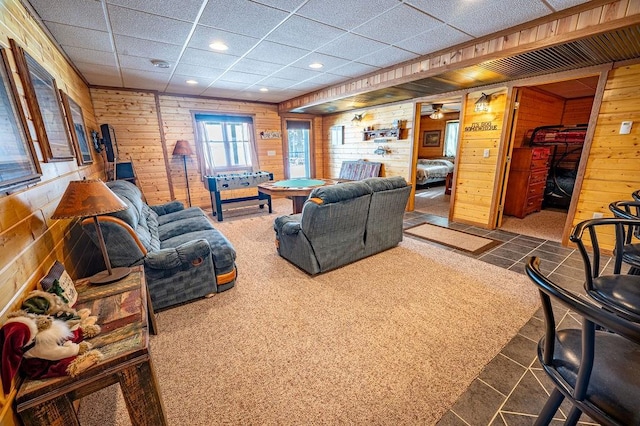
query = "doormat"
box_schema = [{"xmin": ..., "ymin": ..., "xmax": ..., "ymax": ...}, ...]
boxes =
[{"xmin": 404, "ymin": 223, "xmax": 502, "ymax": 255}]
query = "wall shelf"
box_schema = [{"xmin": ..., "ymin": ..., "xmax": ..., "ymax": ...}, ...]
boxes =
[{"xmin": 363, "ymin": 128, "xmax": 404, "ymax": 141}]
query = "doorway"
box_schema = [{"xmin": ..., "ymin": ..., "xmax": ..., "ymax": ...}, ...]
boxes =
[
  {"xmin": 498, "ymin": 76, "xmax": 598, "ymax": 241},
  {"xmin": 413, "ymin": 99, "xmax": 461, "ymax": 218},
  {"xmin": 284, "ymin": 119, "xmax": 313, "ymax": 178}
]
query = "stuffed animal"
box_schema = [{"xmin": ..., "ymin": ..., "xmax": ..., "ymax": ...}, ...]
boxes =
[
  {"xmin": 20, "ymin": 290, "xmax": 100, "ymax": 338},
  {"xmin": 0, "ymin": 311, "xmax": 103, "ymax": 393}
]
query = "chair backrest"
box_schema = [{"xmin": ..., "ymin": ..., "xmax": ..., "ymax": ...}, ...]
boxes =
[
  {"xmin": 609, "ymin": 200, "xmax": 640, "ymax": 241},
  {"xmin": 633, "ymin": 189, "xmax": 640, "ymax": 202},
  {"xmin": 525, "ymin": 257, "xmax": 640, "ymax": 401},
  {"xmin": 338, "ymin": 160, "xmax": 382, "ymax": 180},
  {"xmin": 569, "ymin": 217, "xmax": 638, "ymax": 280}
]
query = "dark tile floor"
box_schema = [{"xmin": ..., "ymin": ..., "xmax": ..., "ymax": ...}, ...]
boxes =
[{"xmin": 402, "ymin": 211, "xmax": 607, "ymax": 426}]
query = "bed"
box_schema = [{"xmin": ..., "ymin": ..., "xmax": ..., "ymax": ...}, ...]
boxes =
[
  {"xmin": 416, "ymin": 158, "xmax": 454, "ymax": 185},
  {"xmin": 527, "ymin": 124, "xmax": 586, "ymax": 209}
]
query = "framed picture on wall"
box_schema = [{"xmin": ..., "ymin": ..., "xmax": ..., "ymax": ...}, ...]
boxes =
[
  {"xmin": 0, "ymin": 48, "xmax": 41, "ymax": 193},
  {"xmin": 10, "ymin": 39, "xmax": 74, "ymax": 161},
  {"xmin": 60, "ymin": 91, "xmax": 93, "ymax": 165},
  {"xmin": 422, "ymin": 130, "xmax": 441, "ymax": 147}
]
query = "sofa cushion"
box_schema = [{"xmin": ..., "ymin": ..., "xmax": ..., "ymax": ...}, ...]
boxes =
[
  {"xmin": 362, "ymin": 176, "xmax": 407, "ymax": 192},
  {"xmin": 106, "ymin": 180, "xmax": 144, "ymax": 229},
  {"xmin": 307, "ymin": 181, "xmax": 372, "ymax": 204},
  {"xmin": 161, "ymin": 229, "xmax": 236, "ymax": 274},
  {"xmin": 158, "ymin": 215, "xmax": 214, "ymax": 242},
  {"xmin": 157, "ymin": 207, "xmax": 208, "ymax": 226}
]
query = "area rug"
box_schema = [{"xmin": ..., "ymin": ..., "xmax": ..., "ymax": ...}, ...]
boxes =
[
  {"xmin": 404, "ymin": 222, "xmax": 502, "ymax": 255},
  {"xmin": 77, "ymin": 199, "xmax": 539, "ymax": 425}
]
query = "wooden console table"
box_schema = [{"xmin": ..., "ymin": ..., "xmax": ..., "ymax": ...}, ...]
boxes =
[{"xmin": 15, "ymin": 266, "xmax": 167, "ymax": 426}]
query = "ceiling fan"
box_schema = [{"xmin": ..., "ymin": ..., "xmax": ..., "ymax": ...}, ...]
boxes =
[{"xmin": 424, "ymin": 102, "xmax": 460, "ymax": 119}]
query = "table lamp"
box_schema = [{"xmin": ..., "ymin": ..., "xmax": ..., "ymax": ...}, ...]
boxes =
[
  {"xmin": 52, "ymin": 179, "xmax": 131, "ymax": 284},
  {"xmin": 173, "ymin": 140, "xmax": 193, "ymax": 207}
]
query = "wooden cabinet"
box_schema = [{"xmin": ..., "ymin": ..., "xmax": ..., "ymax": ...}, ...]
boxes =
[{"xmin": 504, "ymin": 147, "xmax": 551, "ymax": 218}]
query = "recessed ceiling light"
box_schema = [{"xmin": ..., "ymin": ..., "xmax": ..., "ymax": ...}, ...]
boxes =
[
  {"xmin": 150, "ymin": 59, "xmax": 170, "ymax": 68},
  {"xmin": 309, "ymin": 62, "xmax": 323, "ymax": 69},
  {"xmin": 259, "ymin": 88, "xmax": 269, "ymax": 92},
  {"xmin": 186, "ymin": 80, "xmax": 198, "ymax": 85},
  {"xmin": 209, "ymin": 41, "xmax": 229, "ymax": 51}
]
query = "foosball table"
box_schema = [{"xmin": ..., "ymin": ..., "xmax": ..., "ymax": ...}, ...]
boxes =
[{"xmin": 204, "ymin": 171, "xmax": 273, "ymax": 221}]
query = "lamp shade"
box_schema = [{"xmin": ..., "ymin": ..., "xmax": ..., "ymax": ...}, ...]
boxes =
[
  {"xmin": 173, "ymin": 140, "xmax": 193, "ymax": 156},
  {"xmin": 52, "ymin": 179, "xmax": 127, "ymax": 219}
]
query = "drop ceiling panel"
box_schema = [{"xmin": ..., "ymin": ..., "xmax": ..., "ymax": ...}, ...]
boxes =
[
  {"xmin": 80, "ymin": 71, "xmax": 123, "ymax": 87},
  {"xmin": 44, "ymin": 22, "xmax": 113, "ymax": 52},
  {"xmin": 316, "ymin": 34, "xmax": 389, "ymax": 61},
  {"xmin": 187, "ymin": 26, "xmax": 260, "ymax": 54},
  {"xmin": 113, "ymin": 35, "xmax": 183, "ymax": 60},
  {"xmin": 245, "ymin": 41, "xmax": 311, "ymax": 65},
  {"xmin": 199, "ymin": 0, "xmax": 290, "ymax": 39},
  {"xmin": 256, "ymin": 76, "xmax": 300, "ymax": 89},
  {"xmin": 396, "ymin": 24, "xmax": 472, "ymax": 56},
  {"xmin": 330, "ymin": 62, "xmax": 380, "ymax": 78},
  {"xmin": 448, "ymin": 0, "xmax": 550, "ymax": 38},
  {"xmin": 180, "ymin": 48, "xmax": 239, "ymax": 69},
  {"xmin": 296, "ymin": 0, "xmax": 399, "ymax": 30},
  {"xmin": 252, "ymin": 0, "xmax": 306, "ymax": 12},
  {"xmin": 165, "ymin": 81, "xmax": 208, "ymax": 96},
  {"xmin": 270, "ymin": 66, "xmax": 322, "ymax": 81},
  {"xmin": 290, "ymin": 52, "xmax": 351, "ymax": 71},
  {"xmin": 118, "ymin": 55, "xmax": 173, "ymax": 73},
  {"xmin": 107, "ymin": 5, "xmax": 193, "ymax": 44},
  {"xmin": 63, "ymin": 45, "xmax": 117, "ymax": 67},
  {"xmin": 172, "ymin": 63, "xmax": 224, "ymax": 80},
  {"xmin": 106, "ymin": 0, "xmax": 204, "ymax": 22},
  {"xmin": 356, "ymin": 46, "xmax": 418, "ymax": 68},
  {"xmin": 231, "ymin": 58, "xmax": 284, "ymax": 76},
  {"xmin": 265, "ymin": 16, "xmax": 346, "ymax": 50},
  {"xmin": 545, "ymin": 0, "xmax": 590, "ymax": 11},
  {"xmin": 200, "ymin": 87, "xmax": 243, "ymax": 98},
  {"xmin": 28, "ymin": 0, "xmax": 107, "ymax": 31},
  {"xmin": 352, "ymin": 4, "xmax": 441, "ymax": 44},
  {"xmin": 217, "ymin": 70, "xmax": 265, "ymax": 85}
]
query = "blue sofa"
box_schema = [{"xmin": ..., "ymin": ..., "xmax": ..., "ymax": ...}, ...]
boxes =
[
  {"xmin": 82, "ymin": 180, "xmax": 236, "ymax": 310},
  {"xmin": 273, "ymin": 176, "xmax": 410, "ymax": 274}
]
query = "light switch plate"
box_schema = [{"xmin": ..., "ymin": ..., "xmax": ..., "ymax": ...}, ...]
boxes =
[
  {"xmin": 483, "ymin": 148, "xmax": 490, "ymax": 158},
  {"xmin": 620, "ymin": 121, "xmax": 633, "ymax": 134},
  {"xmin": 267, "ymin": 150, "xmax": 276, "ymax": 156}
]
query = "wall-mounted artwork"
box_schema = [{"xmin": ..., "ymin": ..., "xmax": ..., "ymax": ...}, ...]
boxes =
[
  {"xmin": 422, "ymin": 130, "xmax": 441, "ymax": 147},
  {"xmin": 60, "ymin": 91, "xmax": 93, "ymax": 165},
  {"xmin": 0, "ymin": 48, "xmax": 41, "ymax": 193},
  {"xmin": 10, "ymin": 39, "xmax": 73, "ymax": 161}
]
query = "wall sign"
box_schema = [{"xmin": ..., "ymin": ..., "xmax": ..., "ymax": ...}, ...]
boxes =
[
  {"xmin": 464, "ymin": 121, "xmax": 498, "ymax": 132},
  {"xmin": 260, "ymin": 130, "xmax": 281, "ymax": 139}
]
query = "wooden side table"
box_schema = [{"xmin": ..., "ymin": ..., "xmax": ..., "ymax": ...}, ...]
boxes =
[{"xmin": 15, "ymin": 266, "xmax": 167, "ymax": 426}]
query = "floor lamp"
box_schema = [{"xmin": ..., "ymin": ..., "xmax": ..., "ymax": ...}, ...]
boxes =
[
  {"xmin": 52, "ymin": 179, "xmax": 131, "ymax": 285},
  {"xmin": 173, "ymin": 140, "xmax": 193, "ymax": 207}
]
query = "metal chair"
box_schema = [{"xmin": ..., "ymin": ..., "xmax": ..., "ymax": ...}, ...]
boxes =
[
  {"xmin": 570, "ymin": 218, "xmax": 640, "ymax": 322},
  {"xmin": 609, "ymin": 200, "xmax": 640, "ymax": 275},
  {"xmin": 525, "ymin": 257, "xmax": 640, "ymax": 426},
  {"xmin": 632, "ymin": 189, "xmax": 640, "ymax": 201}
]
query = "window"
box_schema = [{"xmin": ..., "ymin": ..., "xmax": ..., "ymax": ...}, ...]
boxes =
[
  {"xmin": 195, "ymin": 114, "xmax": 257, "ymax": 175},
  {"xmin": 443, "ymin": 120, "xmax": 459, "ymax": 157}
]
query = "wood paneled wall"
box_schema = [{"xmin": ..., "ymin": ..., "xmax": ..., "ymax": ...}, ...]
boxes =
[
  {"xmin": 451, "ymin": 90, "xmax": 508, "ymax": 226},
  {"xmin": 572, "ymin": 64, "xmax": 640, "ymax": 246},
  {"xmin": 159, "ymin": 96, "xmax": 283, "ymax": 207},
  {"xmin": 512, "ymin": 87, "xmax": 565, "ymax": 147},
  {"xmin": 562, "ymin": 97, "xmax": 594, "ymax": 124},
  {"xmin": 0, "ymin": 0, "xmax": 103, "ymax": 419},
  {"xmin": 321, "ymin": 103, "xmax": 415, "ymax": 181}
]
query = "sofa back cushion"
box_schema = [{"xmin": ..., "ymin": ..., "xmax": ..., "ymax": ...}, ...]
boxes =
[
  {"xmin": 106, "ymin": 180, "xmax": 144, "ymax": 230},
  {"xmin": 362, "ymin": 177, "xmax": 411, "ymax": 255},
  {"xmin": 301, "ymin": 181, "xmax": 372, "ymax": 271}
]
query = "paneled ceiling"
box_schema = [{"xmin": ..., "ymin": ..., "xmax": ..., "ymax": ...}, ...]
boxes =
[{"xmin": 24, "ymin": 0, "xmax": 594, "ymax": 106}]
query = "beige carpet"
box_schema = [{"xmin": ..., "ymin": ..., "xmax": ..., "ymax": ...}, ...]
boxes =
[
  {"xmin": 414, "ymin": 187, "xmax": 450, "ymax": 217},
  {"xmin": 405, "ymin": 223, "xmax": 502, "ymax": 254},
  {"xmin": 500, "ymin": 209, "xmax": 568, "ymax": 242},
  {"xmin": 77, "ymin": 198, "xmax": 539, "ymax": 425}
]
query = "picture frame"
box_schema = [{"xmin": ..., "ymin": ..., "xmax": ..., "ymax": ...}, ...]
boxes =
[
  {"xmin": 0, "ymin": 47, "xmax": 41, "ymax": 193},
  {"xmin": 10, "ymin": 39, "xmax": 74, "ymax": 161},
  {"xmin": 422, "ymin": 130, "xmax": 441, "ymax": 147},
  {"xmin": 60, "ymin": 91, "xmax": 93, "ymax": 165},
  {"xmin": 330, "ymin": 125, "xmax": 344, "ymax": 145}
]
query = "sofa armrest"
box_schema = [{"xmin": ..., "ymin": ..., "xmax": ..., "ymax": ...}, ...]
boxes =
[
  {"xmin": 150, "ymin": 201, "xmax": 184, "ymax": 216},
  {"xmin": 274, "ymin": 215, "xmax": 301, "ymax": 235},
  {"xmin": 144, "ymin": 239, "xmax": 211, "ymax": 270}
]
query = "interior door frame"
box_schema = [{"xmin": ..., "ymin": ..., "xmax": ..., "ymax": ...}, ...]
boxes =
[{"xmin": 281, "ymin": 114, "xmax": 315, "ymax": 179}]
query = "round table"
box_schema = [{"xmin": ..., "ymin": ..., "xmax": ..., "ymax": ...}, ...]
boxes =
[{"xmin": 257, "ymin": 178, "xmax": 340, "ymax": 213}]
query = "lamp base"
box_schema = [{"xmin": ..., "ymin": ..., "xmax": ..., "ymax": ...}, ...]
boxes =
[{"xmin": 89, "ymin": 267, "xmax": 131, "ymax": 285}]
